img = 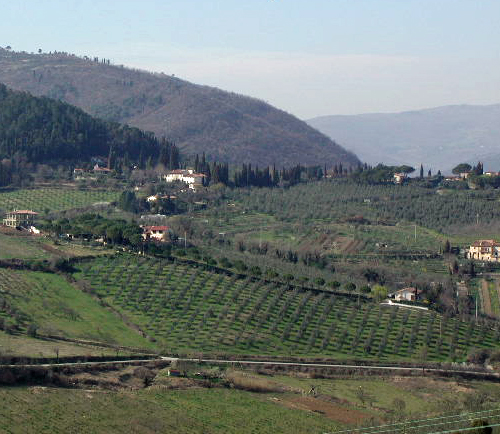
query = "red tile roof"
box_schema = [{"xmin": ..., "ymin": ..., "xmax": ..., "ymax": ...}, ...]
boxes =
[
  {"xmin": 471, "ymin": 239, "xmax": 500, "ymax": 247},
  {"xmin": 10, "ymin": 210, "xmax": 38, "ymax": 215},
  {"xmin": 143, "ymin": 225, "xmax": 169, "ymax": 232}
]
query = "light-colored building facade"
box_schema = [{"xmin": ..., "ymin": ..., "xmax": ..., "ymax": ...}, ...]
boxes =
[
  {"xmin": 394, "ymin": 287, "xmax": 421, "ymax": 302},
  {"xmin": 393, "ymin": 173, "xmax": 407, "ymax": 184},
  {"xmin": 2, "ymin": 210, "xmax": 38, "ymax": 228},
  {"xmin": 162, "ymin": 169, "xmax": 205, "ymax": 190},
  {"xmin": 142, "ymin": 225, "xmax": 169, "ymax": 242},
  {"xmin": 466, "ymin": 240, "xmax": 500, "ymax": 262}
]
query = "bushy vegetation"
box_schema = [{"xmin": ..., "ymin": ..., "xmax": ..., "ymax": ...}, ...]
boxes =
[
  {"xmin": 42, "ymin": 214, "xmax": 143, "ymax": 246},
  {"xmin": 76, "ymin": 254, "xmax": 500, "ymax": 361}
]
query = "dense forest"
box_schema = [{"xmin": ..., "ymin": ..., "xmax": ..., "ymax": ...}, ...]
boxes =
[{"xmin": 0, "ymin": 83, "xmax": 179, "ymax": 185}]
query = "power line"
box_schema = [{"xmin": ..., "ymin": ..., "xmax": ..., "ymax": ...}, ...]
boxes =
[{"xmin": 331, "ymin": 408, "xmax": 500, "ymax": 434}]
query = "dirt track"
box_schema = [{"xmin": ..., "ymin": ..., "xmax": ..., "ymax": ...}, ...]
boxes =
[{"xmin": 481, "ymin": 279, "xmax": 493, "ymax": 317}]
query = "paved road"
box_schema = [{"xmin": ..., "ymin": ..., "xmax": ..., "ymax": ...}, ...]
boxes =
[
  {"xmin": 3, "ymin": 356, "xmax": 498, "ymax": 378},
  {"xmin": 160, "ymin": 357, "xmax": 499, "ymax": 377}
]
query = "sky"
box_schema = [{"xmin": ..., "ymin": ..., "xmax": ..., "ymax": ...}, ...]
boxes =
[{"xmin": 1, "ymin": 0, "xmax": 499, "ymax": 118}]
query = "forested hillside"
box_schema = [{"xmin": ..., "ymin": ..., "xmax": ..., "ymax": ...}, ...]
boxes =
[
  {"xmin": 0, "ymin": 49, "xmax": 359, "ymax": 168},
  {"xmin": 0, "ymin": 83, "xmax": 178, "ymax": 165}
]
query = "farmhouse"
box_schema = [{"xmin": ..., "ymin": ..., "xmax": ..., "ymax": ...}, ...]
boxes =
[
  {"xmin": 142, "ymin": 225, "xmax": 169, "ymax": 242},
  {"xmin": 466, "ymin": 239, "xmax": 500, "ymax": 262},
  {"xmin": 2, "ymin": 210, "xmax": 38, "ymax": 228},
  {"xmin": 162, "ymin": 169, "xmax": 205, "ymax": 191},
  {"xmin": 93, "ymin": 164, "xmax": 113, "ymax": 174},
  {"xmin": 394, "ymin": 287, "xmax": 421, "ymax": 302},
  {"xmin": 393, "ymin": 173, "xmax": 407, "ymax": 184}
]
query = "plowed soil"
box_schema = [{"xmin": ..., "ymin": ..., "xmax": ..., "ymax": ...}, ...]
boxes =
[{"xmin": 278, "ymin": 395, "xmax": 373, "ymax": 424}]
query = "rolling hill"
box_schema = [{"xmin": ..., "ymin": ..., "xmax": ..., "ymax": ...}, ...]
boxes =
[
  {"xmin": 307, "ymin": 104, "xmax": 500, "ymax": 173},
  {"xmin": 0, "ymin": 49, "xmax": 359, "ymax": 168}
]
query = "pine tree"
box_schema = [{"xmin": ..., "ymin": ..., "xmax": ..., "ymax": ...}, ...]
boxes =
[{"xmin": 419, "ymin": 164, "xmax": 424, "ymax": 179}]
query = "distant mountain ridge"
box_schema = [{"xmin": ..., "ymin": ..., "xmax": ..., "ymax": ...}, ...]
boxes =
[
  {"xmin": 307, "ymin": 104, "xmax": 500, "ymax": 173},
  {"xmin": 0, "ymin": 49, "xmax": 359, "ymax": 168}
]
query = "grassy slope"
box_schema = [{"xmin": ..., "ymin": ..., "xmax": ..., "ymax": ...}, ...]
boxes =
[
  {"xmin": 0, "ymin": 387, "xmax": 339, "ymax": 434},
  {"xmin": 0, "ymin": 331, "xmax": 118, "ymax": 358},
  {"xmin": 0, "ymin": 187, "xmax": 119, "ymax": 213},
  {"xmin": 76, "ymin": 254, "xmax": 500, "ymax": 361},
  {"xmin": 0, "ymin": 233, "xmax": 50, "ymax": 260},
  {"xmin": 0, "ymin": 268, "xmax": 154, "ymax": 349},
  {"xmin": 0, "ymin": 232, "xmax": 111, "ymax": 260}
]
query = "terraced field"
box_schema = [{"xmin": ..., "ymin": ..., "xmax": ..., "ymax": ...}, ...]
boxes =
[
  {"xmin": 77, "ymin": 254, "xmax": 500, "ymax": 360},
  {"xmin": 0, "ymin": 187, "xmax": 120, "ymax": 213}
]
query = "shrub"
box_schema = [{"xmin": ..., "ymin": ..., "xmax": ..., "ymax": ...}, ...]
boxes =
[
  {"xmin": 225, "ymin": 370, "xmax": 282, "ymax": 393},
  {"xmin": 467, "ymin": 348, "xmax": 491, "ymax": 365},
  {"xmin": 344, "ymin": 282, "xmax": 356, "ymax": 292},
  {"xmin": 27, "ymin": 323, "xmax": 38, "ymax": 338}
]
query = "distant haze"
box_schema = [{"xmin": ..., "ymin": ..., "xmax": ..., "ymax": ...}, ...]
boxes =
[{"xmin": 307, "ymin": 104, "xmax": 500, "ymax": 173}]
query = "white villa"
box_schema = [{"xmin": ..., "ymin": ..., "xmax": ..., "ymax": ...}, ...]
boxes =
[
  {"xmin": 142, "ymin": 225, "xmax": 169, "ymax": 242},
  {"xmin": 466, "ymin": 240, "xmax": 500, "ymax": 262},
  {"xmin": 394, "ymin": 287, "xmax": 421, "ymax": 302},
  {"xmin": 162, "ymin": 169, "xmax": 205, "ymax": 191}
]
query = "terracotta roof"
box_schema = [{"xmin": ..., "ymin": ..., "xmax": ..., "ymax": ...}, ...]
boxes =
[
  {"xmin": 143, "ymin": 225, "xmax": 169, "ymax": 232},
  {"xmin": 395, "ymin": 287, "xmax": 422, "ymax": 294},
  {"xmin": 471, "ymin": 239, "xmax": 500, "ymax": 247},
  {"xmin": 9, "ymin": 210, "xmax": 38, "ymax": 215}
]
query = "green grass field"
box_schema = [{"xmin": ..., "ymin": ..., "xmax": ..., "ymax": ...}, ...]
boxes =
[
  {"xmin": 0, "ymin": 268, "xmax": 154, "ymax": 349},
  {"xmin": 1, "ymin": 368, "xmax": 499, "ymax": 434},
  {"xmin": 0, "ymin": 233, "xmax": 50, "ymax": 260},
  {"xmin": 0, "ymin": 387, "xmax": 340, "ymax": 434},
  {"xmin": 75, "ymin": 254, "xmax": 500, "ymax": 361},
  {"xmin": 0, "ymin": 232, "xmax": 110, "ymax": 260},
  {"xmin": 0, "ymin": 331, "xmax": 118, "ymax": 358},
  {"xmin": 0, "ymin": 187, "xmax": 119, "ymax": 213}
]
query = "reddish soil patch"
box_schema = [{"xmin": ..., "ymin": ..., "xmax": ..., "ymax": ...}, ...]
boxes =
[
  {"xmin": 279, "ymin": 396, "xmax": 373, "ymax": 424},
  {"xmin": 40, "ymin": 243, "xmax": 69, "ymax": 258},
  {"xmin": 0, "ymin": 226, "xmax": 31, "ymax": 236}
]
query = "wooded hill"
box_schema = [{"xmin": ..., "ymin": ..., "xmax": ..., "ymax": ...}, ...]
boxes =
[
  {"xmin": 0, "ymin": 49, "xmax": 359, "ymax": 168},
  {"xmin": 0, "ymin": 83, "xmax": 178, "ymax": 166}
]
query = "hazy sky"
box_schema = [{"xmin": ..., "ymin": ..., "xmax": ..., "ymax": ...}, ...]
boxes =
[{"xmin": 1, "ymin": 0, "xmax": 499, "ymax": 118}]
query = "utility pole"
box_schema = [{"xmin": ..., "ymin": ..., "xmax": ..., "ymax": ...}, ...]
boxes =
[
  {"xmin": 184, "ymin": 230, "xmax": 187, "ymax": 249},
  {"xmin": 414, "ymin": 224, "xmax": 417, "ymax": 242},
  {"xmin": 476, "ymin": 295, "xmax": 478, "ymax": 320}
]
